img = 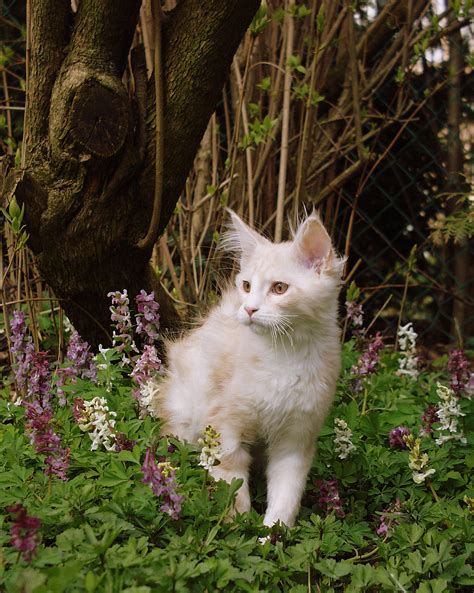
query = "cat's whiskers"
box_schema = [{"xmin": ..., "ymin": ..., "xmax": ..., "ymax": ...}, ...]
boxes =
[
  {"xmin": 264, "ymin": 315, "xmax": 295, "ymax": 350},
  {"xmin": 275, "ymin": 319, "xmax": 294, "ymax": 350}
]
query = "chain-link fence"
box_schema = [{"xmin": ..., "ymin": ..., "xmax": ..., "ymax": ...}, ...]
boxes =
[{"xmin": 332, "ymin": 33, "xmax": 473, "ymax": 344}]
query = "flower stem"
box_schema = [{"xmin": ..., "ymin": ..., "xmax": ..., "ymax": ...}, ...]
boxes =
[
  {"xmin": 347, "ymin": 545, "xmax": 379, "ymax": 563},
  {"xmin": 361, "ymin": 386, "xmax": 369, "ymax": 415},
  {"xmin": 427, "ymin": 480, "xmax": 439, "ymax": 503}
]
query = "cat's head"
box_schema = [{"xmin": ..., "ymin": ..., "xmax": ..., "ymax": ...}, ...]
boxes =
[{"xmin": 222, "ymin": 209, "xmax": 345, "ymax": 337}]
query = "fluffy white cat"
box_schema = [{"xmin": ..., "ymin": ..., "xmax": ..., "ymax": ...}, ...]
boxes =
[{"xmin": 152, "ymin": 210, "xmax": 344, "ymax": 527}]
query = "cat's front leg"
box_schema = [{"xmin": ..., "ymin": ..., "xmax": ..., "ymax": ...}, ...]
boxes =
[
  {"xmin": 210, "ymin": 434, "xmax": 252, "ymax": 514},
  {"xmin": 264, "ymin": 440, "xmax": 314, "ymax": 527}
]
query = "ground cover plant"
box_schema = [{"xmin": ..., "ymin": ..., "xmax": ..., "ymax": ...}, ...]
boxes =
[{"xmin": 0, "ymin": 289, "xmax": 473, "ymax": 593}]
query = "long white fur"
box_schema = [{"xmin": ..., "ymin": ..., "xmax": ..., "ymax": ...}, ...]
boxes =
[{"xmin": 152, "ymin": 210, "xmax": 344, "ymax": 527}]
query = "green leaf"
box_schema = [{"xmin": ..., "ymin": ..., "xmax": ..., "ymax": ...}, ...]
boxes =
[{"xmin": 314, "ymin": 558, "xmax": 352, "ymax": 579}]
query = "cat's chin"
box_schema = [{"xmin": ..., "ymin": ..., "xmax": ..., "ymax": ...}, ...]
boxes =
[
  {"xmin": 238, "ymin": 317, "xmax": 268, "ymax": 335},
  {"xmin": 248, "ymin": 322, "xmax": 267, "ymax": 335}
]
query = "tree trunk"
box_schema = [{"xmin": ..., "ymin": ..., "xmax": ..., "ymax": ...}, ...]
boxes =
[
  {"xmin": 446, "ymin": 6, "xmax": 469, "ymax": 342},
  {"xmin": 5, "ymin": 0, "xmax": 260, "ymax": 347}
]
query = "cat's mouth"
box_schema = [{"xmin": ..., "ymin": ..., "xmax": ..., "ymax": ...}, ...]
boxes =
[
  {"xmin": 247, "ymin": 320, "xmax": 267, "ymax": 334},
  {"xmin": 239, "ymin": 314, "xmax": 270, "ymax": 334}
]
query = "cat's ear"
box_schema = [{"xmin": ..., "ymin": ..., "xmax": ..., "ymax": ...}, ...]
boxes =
[
  {"xmin": 221, "ymin": 209, "xmax": 267, "ymax": 258},
  {"xmin": 293, "ymin": 212, "xmax": 333, "ymax": 270}
]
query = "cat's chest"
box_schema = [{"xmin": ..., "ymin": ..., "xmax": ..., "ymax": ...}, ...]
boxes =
[{"xmin": 253, "ymin": 352, "xmax": 323, "ymax": 413}]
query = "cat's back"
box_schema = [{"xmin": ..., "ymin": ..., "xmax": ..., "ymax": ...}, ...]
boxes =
[{"xmin": 155, "ymin": 289, "xmax": 254, "ymax": 438}]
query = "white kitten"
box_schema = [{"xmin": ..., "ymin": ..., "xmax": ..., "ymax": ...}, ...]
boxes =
[{"xmin": 152, "ymin": 210, "xmax": 344, "ymax": 527}]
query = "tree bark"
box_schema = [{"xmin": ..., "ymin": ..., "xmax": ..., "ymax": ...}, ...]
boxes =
[
  {"xmin": 446, "ymin": 7, "xmax": 469, "ymax": 341},
  {"xmin": 6, "ymin": 0, "xmax": 260, "ymax": 347}
]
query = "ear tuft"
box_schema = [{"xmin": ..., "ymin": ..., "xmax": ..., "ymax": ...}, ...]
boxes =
[
  {"xmin": 293, "ymin": 212, "xmax": 333, "ymax": 271},
  {"xmin": 220, "ymin": 208, "xmax": 267, "ymax": 258}
]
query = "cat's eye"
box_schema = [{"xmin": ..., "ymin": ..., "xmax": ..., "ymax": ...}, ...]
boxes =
[
  {"xmin": 243, "ymin": 280, "xmax": 251, "ymax": 293},
  {"xmin": 272, "ymin": 282, "xmax": 289, "ymax": 295}
]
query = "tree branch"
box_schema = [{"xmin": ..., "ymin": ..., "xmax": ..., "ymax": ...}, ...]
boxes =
[
  {"xmin": 68, "ymin": 0, "xmax": 142, "ymax": 75},
  {"xmin": 25, "ymin": 0, "xmax": 71, "ymax": 162},
  {"xmin": 138, "ymin": 0, "xmax": 261, "ymax": 236}
]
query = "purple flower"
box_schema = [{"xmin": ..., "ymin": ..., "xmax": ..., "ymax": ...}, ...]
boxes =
[
  {"xmin": 66, "ymin": 331, "xmax": 97, "ymax": 381},
  {"xmin": 351, "ymin": 333, "xmax": 384, "ymax": 391},
  {"xmin": 73, "ymin": 397, "xmax": 86, "ymax": 422},
  {"xmin": 131, "ymin": 345, "xmax": 161, "ymax": 385},
  {"xmin": 43, "ymin": 449, "xmax": 70, "ymax": 481},
  {"xmin": 10, "ymin": 311, "xmax": 35, "ymax": 394},
  {"xmin": 6, "ymin": 504, "xmax": 41, "ymax": 561},
  {"xmin": 141, "ymin": 448, "xmax": 184, "ymax": 520},
  {"xmin": 23, "ymin": 402, "xmax": 70, "ymax": 480},
  {"xmin": 130, "ymin": 346, "xmax": 161, "ymax": 417},
  {"xmin": 315, "ymin": 478, "xmax": 345, "ymax": 518},
  {"xmin": 376, "ymin": 499, "xmax": 402, "ymax": 537},
  {"xmin": 107, "ymin": 290, "xmax": 136, "ymax": 357},
  {"xmin": 115, "ymin": 433, "xmax": 137, "ymax": 452},
  {"xmin": 388, "ymin": 426, "xmax": 411, "ymax": 449},
  {"xmin": 345, "ymin": 301, "xmax": 364, "ymax": 328},
  {"xmin": 27, "ymin": 351, "xmax": 52, "ymax": 405},
  {"xmin": 448, "ymin": 349, "xmax": 471, "ymax": 396},
  {"xmin": 9, "ymin": 311, "xmax": 69, "ymax": 480},
  {"xmin": 135, "ymin": 290, "xmax": 160, "ymax": 343},
  {"xmin": 56, "ymin": 331, "xmax": 97, "ymax": 405}
]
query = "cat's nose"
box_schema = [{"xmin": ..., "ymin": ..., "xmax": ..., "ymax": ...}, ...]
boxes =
[{"xmin": 244, "ymin": 306, "xmax": 259, "ymax": 317}]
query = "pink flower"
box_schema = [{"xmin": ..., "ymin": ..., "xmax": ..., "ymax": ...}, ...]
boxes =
[
  {"xmin": 135, "ymin": 290, "xmax": 160, "ymax": 343},
  {"xmin": 6, "ymin": 504, "xmax": 41, "ymax": 561},
  {"xmin": 351, "ymin": 333, "xmax": 384, "ymax": 391},
  {"xmin": 131, "ymin": 345, "xmax": 162, "ymax": 386}
]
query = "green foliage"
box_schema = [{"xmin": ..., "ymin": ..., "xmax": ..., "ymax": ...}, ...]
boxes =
[
  {"xmin": 0, "ymin": 338, "xmax": 473, "ymax": 591},
  {"xmin": 429, "ymin": 194, "xmax": 474, "ymax": 246},
  {"xmin": 345, "ymin": 281, "xmax": 360, "ymax": 303},
  {"xmin": 240, "ymin": 115, "xmax": 278, "ymax": 150},
  {"xmin": 249, "ymin": 2, "xmax": 270, "ymax": 37},
  {"xmin": 1, "ymin": 197, "xmax": 30, "ymax": 250}
]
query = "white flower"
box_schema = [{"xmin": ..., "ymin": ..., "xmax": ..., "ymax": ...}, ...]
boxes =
[
  {"xmin": 197, "ymin": 425, "xmax": 222, "ymax": 471},
  {"xmin": 412, "ymin": 468, "xmax": 436, "ymax": 484},
  {"xmin": 334, "ymin": 418, "xmax": 356, "ymax": 460},
  {"xmin": 199, "ymin": 447, "xmax": 220, "ymax": 471},
  {"xmin": 95, "ymin": 345, "xmax": 110, "ymax": 370},
  {"xmin": 397, "ymin": 354, "xmax": 419, "ymax": 379},
  {"xmin": 63, "ymin": 316, "xmax": 75, "ymax": 334},
  {"xmin": 396, "ymin": 322, "xmax": 419, "ymax": 379},
  {"xmin": 435, "ymin": 382, "xmax": 466, "ymax": 445},
  {"xmin": 137, "ymin": 380, "xmax": 157, "ymax": 419},
  {"xmin": 405, "ymin": 434, "xmax": 436, "ymax": 484},
  {"xmin": 398, "ymin": 322, "xmax": 417, "ymax": 352},
  {"xmin": 77, "ymin": 396, "xmax": 117, "ymax": 451}
]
